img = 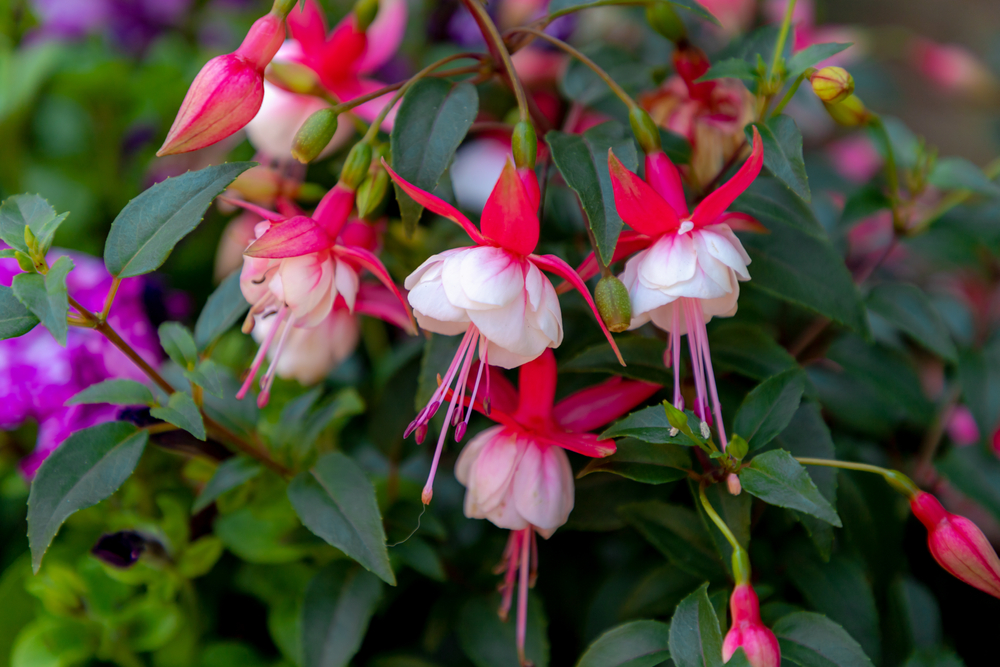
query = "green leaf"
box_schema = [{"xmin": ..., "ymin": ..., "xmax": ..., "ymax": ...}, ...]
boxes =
[
  {"xmin": 66, "ymin": 379, "xmax": 155, "ymax": 407},
  {"xmin": 578, "ymin": 438, "xmax": 691, "ymax": 484},
  {"xmin": 787, "ymin": 43, "xmax": 853, "ymax": 79},
  {"xmin": 669, "ymin": 584, "xmax": 724, "ymax": 667},
  {"xmin": 741, "ymin": 450, "xmax": 841, "ymax": 526},
  {"xmin": 27, "ymin": 422, "xmax": 148, "ymax": 572},
  {"xmin": 12, "ymin": 255, "xmax": 73, "ymax": 345},
  {"xmin": 184, "ymin": 359, "xmax": 226, "ymax": 398},
  {"xmin": 393, "ymin": 535, "xmax": 446, "ymax": 581},
  {"xmin": 549, "ymin": 0, "xmax": 718, "ymax": 24},
  {"xmin": 872, "ymin": 117, "xmax": 919, "ymax": 170},
  {"xmin": 732, "ymin": 176, "xmax": 825, "ymax": 236},
  {"xmin": 194, "ymin": 270, "xmax": 249, "ymax": 350},
  {"xmin": 562, "ymin": 336, "xmax": 672, "ymax": 384},
  {"xmin": 390, "ymin": 79, "xmax": 478, "ymax": 235},
  {"xmin": 659, "ymin": 128, "xmax": 693, "ymax": 164},
  {"xmin": 192, "ymin": 456, "xmax": 263, "ymax": 514},
  {"xmin": 11, "ymin": 617, "xmax": 97, "ymax": 667},
  {"xmin": 0, "ymin": 284, "xmax": 39, "ymax": 339},
  {"xmin": 301, "ymin": 562, "xmax": 383, "ymax": 667},
  {"xmin": 576, "ymin": 620, "xmax": 671, "ymax": 667},
  {"xmin": 902, "ymin": 649, "xmax": 966, "ymax": 667},
  {"xmin": 159, "ymin": 322, "xmax": 198, "ymax": 368},
  {"xmin": 0, "ymin": 193, "xmax": 68, "ymax": 254},
  {"xmin": 929, "ymin": 157, "xmax": 1000, "ymax": 196},
  {"xmin": 696, "ymin": 58, "xmax": 757, "ymax": 82},
  {"xmin": 732, "ymin": 369, "xmax": 806, "ymax": 450},
  {"xmin": 749, "ymin": 116, "xmax": 810, "ymax": 203},
  {"xmin": 840, "ymin": 183, "xmax": 891, "ymax": 227},
  {"xmin": 936, "ymin": 445, "xmax": 1000, "ymax": 523},
  {"xmin": 957, "ymin": 344, "xmax": 1000, "ymax": 446},
  {"xmin": 618, "ymin": 501, "xmax": 724, "ymax": 580},
  {"xmin": 104, "ymin": 162, "xmax": 255, "ymax": 278},
  {"xmin": 150, "ymin": 392, "xmax": 206, "ymax": 440},
  {"xmin": 547, "ymin": 121, "xmax": 637, "ymax": 265},
  {"xmin": 600, "ymin": 404, "xmax": 701, "ymax": 446},
  {"xmin": 288, "ymin": 452, "xmax": 395, "ymax": 585},
  {"xmin": 177, "ymin": 536, "xmax": 225, "ymax": 578},
  {"xmin": 457, "ymin": 595, "xmax": 549, "ymax": 667},
  {"xmin": 774, "ymin": 612, "xmax": 875, "ymax": 667},
  {"xmin": 561, "ymin": 45, "xmax": 652, "ymax": 107},
  {"xmin": 708, "ymin": 322, "xmax": 798, "ymax": 381},
  {"xmin": 867, "ymin": 283, "xmax": 957, "ymax": 361}
]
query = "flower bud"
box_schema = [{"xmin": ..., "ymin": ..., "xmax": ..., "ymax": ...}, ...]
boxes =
[
  {"xmin": 822, "ymin": 94, "xmax": 871, "ymax": 127},
  {"xmin": 646, "ymin": 1, "xmax": 686, "ymax": 42},
  {"xmin": 267, "ymin": 60, "xmax": 322, "ymax": 95},
  {"xmin": 594, "ymin": 275, "xmax": 632, "ymax": 333},
  {"xmin": 727, "ymin": 473, "xmax": 743, "ymax": 496},
  {"xmin": 339, "ymin": 142, "xmax": 374, "ymax": 190},
  {"xmin": 664, "ymin": 401, "xmax": 688, "ymax": 430},
  {"xmin": 629, "ymin": 106, "xmax": 662, "ymax": 155},
  {"xmin": 910, "ymin": 491, "xmax": 1000, "ymax": 599},
  {"xmin": 157, "ymin": 13, "xmax": 285, "ymax": 155},
  {"xmin": 723, "ymin": 584, "xmax": 781, "ymax": 667},
  {"xmin": 810, "ymin": 67, "xmax": 855, "ymax": 104},
  {"xmin": 354, "ymin": 0, "xmax": 379, "ymax": 31},
  {"xmin": 512, "ymin": 121, "xmax": 537, "ymax": 170},
  {"xmin": 292, "ymin": 109, "xmax": 339, "ymax": 164},
  {"xmin": 356, "ymin": 169, "xmax": 389, "ymax": 219},
  {"xmin": 14, "ymin": 250, "xmax": 35, "ymax": 273}
]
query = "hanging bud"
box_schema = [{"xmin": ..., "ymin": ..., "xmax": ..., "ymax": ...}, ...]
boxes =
[
  {"xmin": 157, "ymin": 13, "xmax": 285, "ymax": 155},
  {"xmin": 511, "ymin": 121, "xmax": 538, "ymax": 170},
  {"xmin": 823, "ymin": 94, "xmax": 871, "ymax": 127},
  {"xmin": 629, "ymin": 106, "xmax": 662, "ymax": 155},
  {"xmin": 340, "ymin": 142, "xmax": 374, "ymax": 190},
  {"xmin": 292, "ymin": 109, "xmax": 339, "ymax": 164},
  {"xmin": 354, "ymin": 0, "xmax": 379, "ymax": 31},
  {"xmin": 646, "ymin": 1, "xmax": 686, "ymax": 42},
  {"xmin": 267, "ymin": 60, "xmax": 322, "ymax": 95},
  {"xmin": 727, "ymin": 434, "xmax": 749, "ymax": 462},
  {"xmin": 727, "ymin": 473, "xmax": 743, "ymax": 496},
  {"xmin": 357, "ymin": 169, "xmax": 389, "ymax": 219},
  {"xmin": 594, "ymin": 275, "xmax": 632, "ymax": 333},
  {"xmin": 723, "ymin": 583, "xmax": 781, "ymax": 667},
  {"xmin": 810, "ymin": 67, "xmax": 855, "ymax": 104},
  {"xmin": 910, "ymin": 491, "xmax": 1000, "ymax": 599},
  {"xmin": 664, "ymin": 400, "xmax": 689, "ymax": 430}
]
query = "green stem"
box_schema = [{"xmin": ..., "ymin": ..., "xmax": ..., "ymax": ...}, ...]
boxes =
[
  {"xmin": 461, "ymin": 0, "xmax": 530, "ymax": 123},
  {"xmin": 770, "ymin": 70, "xmax": 808, "ymax": 118},
  {"xmin": 912, "ymin": 155, "xmax": 1000, "ymax": 233},
  {"xmin": 698, "ymin": 484, "xmax": 741, "ymax": 552},
  {"xmin": 100, "ymin": 277, "xmax": 120, "ymax": 322},
  {"xmin": 536, "ymin": 0, "xmax": 646, "ymax": 28},
  {"xmin": 795, "ymin": 457, "xmax": 919, "ymax": 497},
  {"xmin": 769, "ymin": 0, "xmax": 797, "ymax": 80},
  {"xmin": 868, "ymin": 115, "xmax": 901, "ymax": 216}
]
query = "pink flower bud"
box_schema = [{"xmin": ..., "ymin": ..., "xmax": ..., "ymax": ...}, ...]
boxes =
[
  {"xmin": 157, "ymin": 14, "xmax": 285, "ymax": 156},
  {"xmin": 910, "ymin": 491, "xmax": 1000, "ymax": 599},
  {"xmin": 722, "ymin": 584, "xmax": 780, "ymax": 667},
  {"xmin": 947, "ymin": 405, "xmax": 980, "ymax": 447}
]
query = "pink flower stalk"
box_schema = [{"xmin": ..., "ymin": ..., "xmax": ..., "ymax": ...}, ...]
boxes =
[
  {"xmin": 452, "ymin": 350, "xmax": 659, "ymax": 664},
  {"xmin": 227, "ymin": 190, "xmax": 413, "ymax": 406},
  {"xmin": 582, "ymin": 129, "xmax": 763, "ymax": 446},
  {"xmin": 910, "ymin": 491, "xmax": 1000, "ymax": 599},
  {"xmin": 722, "ymin": 583, "xmax": 781, "ymax": 667},
  {"xmin": 383, "ymin": 157, "xmax": 625, "ymax": 504},
  {"xmin": 157, "ymin": 11, "xmax": 286, "ymax": 155},
  {"xmin": 245, "ymin": 0, "xmax": 406, "ymax": 159}
]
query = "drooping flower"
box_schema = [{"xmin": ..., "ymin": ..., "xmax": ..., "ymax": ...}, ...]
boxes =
[
  {"xmin": 245, "ymin": 0, "xmax": 407, "ymax": 160},
  {"xmin": 723, "ymin": 583, "xmax": 781, "ymax": 667},
  {"xmin": 452, "ymin": 350, "xmax": 659, "ymax": 664},
  {"xmin": 584, "ymin": 127, "xmax": 763, "ymax": 446},
  {"xmin": 384, "ymin": 156, "xmax": 624, "ymax": 503},
  {"xmin": 910, "ymin": 491, "xmax": 1000, "ymax": 599}
]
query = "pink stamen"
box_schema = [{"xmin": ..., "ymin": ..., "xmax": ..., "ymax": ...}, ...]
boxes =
[
  {"xmin": 691, "ymin": 299, "xmax": 728, "ymax": 448},
  {"xmin": 683, "ymin": 298, "xmax": 710, "ymax": 422},
  {"xmin": 672, "ymin": 304, "xmax": 682, "ymax": 409},
  {"xmin": 517, "ymin": 527, "xmax": 531, "ymax": 667},
  {"xmin": 257, "ymin": 314, "xmax": 297, "ymax": 408},
  {"xmin": 237, "ymin": 305, "xmax": 286, "ymax": 400},
  {"xmin": 498, "ymin": 530, "xmax": 521, "ymax": 621}
]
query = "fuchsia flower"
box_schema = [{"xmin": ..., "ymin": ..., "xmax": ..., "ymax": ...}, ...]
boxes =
[
  {"xmin": 910, "ymin": 38, "xmax": 997, "ymax": 98},
  {"xmin": 723, "ymin": 583, "xmax": 781, "ymax": 667},
  {"xmin": 383, "ymin": 157, "xmax": 624, "ymax": 504},
  {"xmin": 583, "ymin": 129, "xmax": 762, "ymax": 445},
  {"xmin": 245, "ymin": 0, "xmax": 406, "ymax": 159},
  {"xmin": 911, "ymin": 491, "xmax": 1000, "ymax": 599},
  {"xmin": 157, "ymin": 10, "xmax": 286, "ymax": 155},
  {"xmin": 451, "ymin": 350, "xmax": 658, "ymax": 664},
  {"xmin": 227, "ymin": 188, "xmax": 413, "ymax": 405}
]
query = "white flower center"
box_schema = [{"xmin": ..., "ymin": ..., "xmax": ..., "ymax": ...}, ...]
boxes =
[{"xmin": 678, "ymin": 220, "xmax": 694, "ymax": 235}]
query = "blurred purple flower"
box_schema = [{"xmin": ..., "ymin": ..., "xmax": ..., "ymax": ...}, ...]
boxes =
[
  {"xmin": 29, "ymin": 0, "xmax": 191, "ymax": 53},
  {"xmin": 0, "ymin": 250, "xmax": 160, "ymax": 477}
]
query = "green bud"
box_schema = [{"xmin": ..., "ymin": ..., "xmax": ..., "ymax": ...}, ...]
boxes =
[
  {"xmin": 339, "ymin": 142, "xmax": 374, "ymax": 190},
  {"xmin": 268, "ymin": 60, "xmax": 321, "ymax": 95},
  {"xmin": 594, "ymin": 275, "xmax": 632, "ymax": 333},
  {"xmin": 646, "ymin": 1, "xmax": 686, "ymax": 42},
  {"xmin": 292, "ymin": 108, "xmax": 338, "ymax": 164},
  {"xmin": 884, "ymin": 470, "xmax": 920, "ymax": 498},
  {"xmin": 727, "ymin": 433, "xmax": 749, "ymax": 461},
  {"xmin": 810, "ymin": 66, "xmax": 855, "ymax": 105},
  {"xmin": 823, "ymin": 94, "xmax": 871, "ymax": 127},
  {"xmin": 24, "ymin": 226, "xmax": 37, "ymax": 253},
  {"xmin": 14, "ymin": 251, "xmax": 35, "ymax": 273},
  {"xmin": 356, "ymin": 169, "xmax": 389, "ymax": 219},
  {"xmin": 663, "ymin": 400, "xmax": 688, "ymax": 430},
  {"xmin": 511, "ymin": 121, "xmax": 537, "ymax": 170},
  {"xmin": 354, "ymin": 0, "xmax": 379, "ymax": 31},
  {"xmin": 629, "ymin": 106, "xmax": 662, "ymax": 155}
]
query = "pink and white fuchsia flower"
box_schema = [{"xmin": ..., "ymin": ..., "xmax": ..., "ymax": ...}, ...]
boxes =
[
  {"xmin": 383, "ymin": 156, "xmax": 624, "ymax": 504},
  {"xmin": 451, "ymin": 350, "xmax": 658, "ymax": 665}
]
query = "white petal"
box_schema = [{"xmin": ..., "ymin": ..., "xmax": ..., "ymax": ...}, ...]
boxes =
[
  {"xmin": 334, "ymin": 259, "xmax": 360, "ymax": 312},
  {"xmin": 697, "ymin": 228, "xmax": 750, "ymax": 281},
  {"xmin": 455, "ymin": 426, "xmax": 504, "ymax": 486},
  {"xmin": 639, "ymin": 235, "xmax": 697, "ymax": 289},
  {"xmin": 409, "ymin": 280, "xmax": 469, "ymax": 326},
  {"xmin": 443, "ymin": 246, "xmax": 524, "ymax": 310},
  {"xmin": 512, "ymin": 443, "xmax": 574, "ymax": 533},
  {"xmin": 468, "ymin": 431, "xmax": 525, "ymax": 514}
]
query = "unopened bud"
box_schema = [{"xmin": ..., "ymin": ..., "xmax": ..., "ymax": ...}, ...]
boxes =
[
  {"xmin": 664, "ymin": 401, "xmax": 688, "ymax": 430},
  {"xmin": 823, "ymin": 94, "xmax": 871, "ymax": 127},
  {"xmin": 356, "ymin": 170, "xmax": 389, "ymax": 219},
  {"xmin": 723, "ymin": 583, "xmax": 781, "ymax": 667},
  {"xmin": 646, "ymin": 1, "xmax": 686, "ymax": 42},
  {"xmin": 292, "ymin": 109, "xmax": 339, "ymax": 164},
  {"xmin": 511, "ymin": 121, "xmax": 537, "ymax": 170},
  {"xmin": 727, "ymin": 434, "xmax": 749, "ymax": 462},
  {"xmin": 267, "ymin": 61, "xmax": 321, "ymax": 95},
  {"xmin": 727, "ymin": 473, "xmax": 743, "ymax": 496},
  {"xmin": 629, "ymin": 107, "xmax": 662, "ymax": 155},
  {"xmin": 594, "ymin": 275, "xmax": 632, "ymax": 333},
  {"xmin": 14, "ymin": 251, "xmax": 35, "ymax": 273},
  {"xmin": 810, "ymin": 66, "xmax": 855, "ymax": 104},
  {"xmin": 354, "ymin": 0, "xmax": 379, "ymax": 31},
  {"xmin": 339, "ymin": 142, "xmax": 374, "ymax": 190}
]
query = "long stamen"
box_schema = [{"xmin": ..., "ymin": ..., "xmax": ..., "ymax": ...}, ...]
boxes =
[
  {"xmin": 258, "ymin": 314, "xmax": 297, "ymax": 408},
  {"xmin": 683, "ymin": 298, "xmax": 710, "ymax": 422},
  {"xmin": 672, "ymin": 303, "xmax": 682, "ymax": 409},
  {"xmin": 237, "ymin": 306, "xmax": 287, "ymax": 400},
  {"xmin": 516, "ymin": 527, "xmax": 531, "ymax": 667},
  {"xmin": 499, "ymin": 530, "xmax": 521, "ymax": 621},
  {"xmin": 692, "ymin": 299, "xmax": 728, "ymax": 447},
  {"xmin": 483, "ymin": 341, "xmax": 492, "ymax": 416},
  {"xmin": 405, "ymin": 327, "xmax": 476, "ymax": 438},
  {"xmin": 458, "ymin": 351, "xmax": 489, "ymax": 441}
]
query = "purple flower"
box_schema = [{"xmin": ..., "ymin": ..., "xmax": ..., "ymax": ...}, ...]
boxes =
[{"xmin": 28, "ymin": 0, "xmax": 192, "ymax": 53}]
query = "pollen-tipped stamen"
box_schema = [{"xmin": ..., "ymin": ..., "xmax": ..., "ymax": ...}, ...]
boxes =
[
  {"xmin": 237, "ymin": 305, "xmax": 287, "ymax": 400},
  {"xmin": 257, "ymin": 313, "xmax": 297, "ymax": 408}
]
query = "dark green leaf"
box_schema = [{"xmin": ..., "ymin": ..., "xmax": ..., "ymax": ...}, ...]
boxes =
[
  {"xmin": 732, "ymin": 369, "xmax": 806, "ymax": 449},
  {"xmin": 619, "ymin": 501, "xmax": 724, "ymax": 580},
  {"xmin": 561, "ymin": 45, "xmax": 653, "ymax": 107},
  {"xmin": 288, "ymin": 452, "xmax": 395, "ymax": 585},
  {"xmin": 192, "ymin": 457, "xmax": 263, "ymax": 514},
  {"xmin": 549, "ymin": 0, "xmax": 719, "ymax": 25},
  {"xmin": 732, "ymin": 176, "xmax": 825, "ymax": 236},
  {"xmin": 159, "ymin": 322, "xmax": 198, "ymax": 368},
  {"xmin": 872, "ymin": 117, "xmax": 918, "ymax": 170},
  {"xmin": 66, "ymin": 379, "xmax": 155, "ymax": 407},
  {"xmin": 659, "ymin": 128, "xmax": 693, "ymax": 164},
  {"xmin": 184, "ymin": 359, "xmax": 226, "ymax": 398},
  {"xmin": 547, "ymin": 121, "xmax": 637, "ymax": 265},
  {"xmin": 669, "ymin": 584, "xmax": 724, "ymax": 667},
  {"xmin": 741, "ymin": 449, "xmax": 841, "ymax": 526},
  {"xmin": 12, "ymin": 255, "xmax": 73, "ymax": 345},
  {"xmin": 579, "ymin": 438, "xmax": 691, "ymax": 484},
  {"xmin": 576, "ymin": 620, "xmax": 671, "ymax": 667},
  {"xmin": 957, "ymin": 344, "xmax": 1000, "ymax": 445},
  {"xmin": 301, "ymin": 562, "xmax": 383, "ymax": 667},
  {"xmin": 390, "ymin": 79, "xmax": 478, "ymax": 234},
  {"xmin": 749, "ymin": 116, "xmax": 810, "ymax": 203},
  {"xmin": 457, "ymin": 595, "xmax": 549, "ymax": 667},
  {"xmin": 867, "ymin": 283, "xmax": 957, "ymax": 361},
  {"xmin": 708, "ymin": 321, "xmax": 799, "ymax": 380},
  {"xmin": 194, "ymin": 270, "xmax": 249, "ymax": 350},
  {"xmin": 774, "ymin": 612, "xmax": 875, "ymax": 667},
  {"xmin": 902, "ymin": 648, "xmax": 965, "ymax": 667},
  {"xmin": 0, "ymin": 284, "xmax": 39, "ymax": 339},
  {"xmin": 27, "ymin": 422, "xmax": 148, "ymax": 572},
  {"xmin": 562, "ymin": 336, "xmax": 672, "ymax": 384},
  {"xmin": 888, "ymin": 577, "xmax": 942, "ymax": 654},
  {"xmin": 929, "ymin": 157, "xmax": 1000, "ymax": 196},
  {"xmin": 840, "ymin": 184, "xmax": 891, "ymax": 227},
  {"xmin": 936, "ymin": 446, "xmax": 1000, "ymax": 524},
  {"xmin": 787, "ymin": 43, "xmax": 853, "ymax": 79},
  {"xmin": 0, "ymin": 193, "xmax": 67, "ymax": 254},
  {"xmin": 600, "ymin": 404, "xmax": 701, "ymax": 446},
  {"xmin": 696, "ymin": 58, "xmax": 757, "ymax": 82},
  {"xmin": 104, "ymin": 162, "xmax": 255, "ymax": 278},
  {"xmin": 392, "ymin": 535, "xmax": 446, "ymax": 581},
  {"xmin": 150, "ymin": 391, "xmax": 206, "ymax": 440}
]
